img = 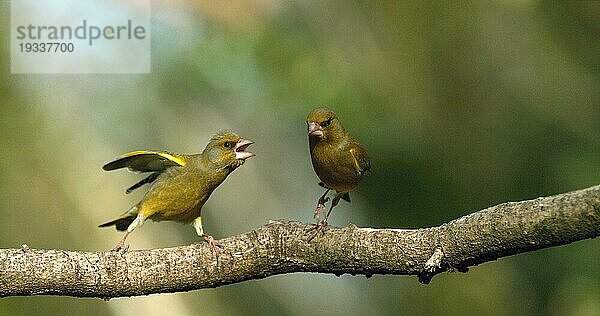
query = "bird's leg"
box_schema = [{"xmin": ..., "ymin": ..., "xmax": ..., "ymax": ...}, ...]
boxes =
[
  {"xmin": 193, "ymin": 216, "xmax": 222, "ymax": 255},
  {"xmin": 112, "ymin": 214, "xmax": 145, "ymax": 253},
  {"xmin": 321, "ymin": 193, "xmax": 342, "ymax": 226},
  {"xmin": 202, "ymin": 234, "xmax": 221, "ymax": 254},
  {"xmin": 112, "ymin": 231, "xmax": 130, "ymax": 253},
  {"xmin": 314, "ymin": 188, "xmax": 331, "ymax": 222},
  {"xmin": 308, "ymin": 193, "xmax": 343, "ymax": 242}
]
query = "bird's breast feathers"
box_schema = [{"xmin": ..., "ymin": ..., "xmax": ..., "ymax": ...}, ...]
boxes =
[
  {"xmin": 138, "ymin": 163, "xmax": 225, "ymax": 222},
  {"xmin": 311, "ymin": 141, "xmax": 365, "ymax": 191}
]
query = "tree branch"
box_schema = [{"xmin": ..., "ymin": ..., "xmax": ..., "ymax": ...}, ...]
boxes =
[{"xmin": 1, "ymin": 185, "xmax": 599, "ymax": 298}]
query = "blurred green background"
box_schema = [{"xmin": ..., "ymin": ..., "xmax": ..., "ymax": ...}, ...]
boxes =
[{"xmin": 1, "ymin": 1, "xmax": 599, "ymax": 315}]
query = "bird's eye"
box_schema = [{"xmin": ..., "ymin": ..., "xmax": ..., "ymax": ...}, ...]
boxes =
[
  {"xmin": 223, "ymin": 141, "xmax": 234, "ymax": 149},
  {"xmin": 321, "ymin": 118, "xmax": 332, "ymax": 127}
]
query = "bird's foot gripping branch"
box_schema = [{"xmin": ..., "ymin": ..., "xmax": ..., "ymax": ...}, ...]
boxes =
[
  {"xmin": 1, "ymin": 185, "xmax": 598, "ymax": 298},
  {"xmin": 99, "ymin": 130, "xmax": 255, "ymax": 251}
]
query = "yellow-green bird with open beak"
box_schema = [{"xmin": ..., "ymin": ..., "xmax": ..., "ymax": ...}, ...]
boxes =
[
  {"xmin": 99, "ymin": 130, "xmax": 254, "ymax": 252},
  {"xmin": 307, "ymin": 108, "xmax": 371, "ymax": 239}
]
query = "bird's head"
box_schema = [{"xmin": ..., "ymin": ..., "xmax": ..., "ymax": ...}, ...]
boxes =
[
  {"xmin": 306, "ymin": 107, "xmax": 344, "ymax": 140},
  {"xmin": 203, "ymin": 130, "xmax": 255, "ymax": 170}
]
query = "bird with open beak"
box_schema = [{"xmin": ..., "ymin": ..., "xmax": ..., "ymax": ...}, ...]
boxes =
[
  {"xmin": 99, "ymin": 130, "xmax": 255, "ymax": 252},
  {"xmin": 306, "ymin": 108, "xmax": 371, "ymax": 240}
]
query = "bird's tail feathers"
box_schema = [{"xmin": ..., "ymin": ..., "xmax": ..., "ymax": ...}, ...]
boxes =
[{"xmin": 98, "ymin": 205, "xmax": 139, "ymax": 231}]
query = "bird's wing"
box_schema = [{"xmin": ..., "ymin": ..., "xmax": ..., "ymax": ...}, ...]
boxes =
[
  {"xmin": 103, "ymin": 150, "xmax": 187, "ymax": 172},
  {"xmin": 349, "ymin": 145, "xmax": 371, "ymax": 176},
  {"xmin": 125, "ymin": 172, "xmax": 160, "ymax": 194}
]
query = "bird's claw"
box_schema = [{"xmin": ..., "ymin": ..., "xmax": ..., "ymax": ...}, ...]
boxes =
[
  {"xmin": 307, "ymin": 220, "xmax": 328, "ymax": 242},
  {"xmin": 202, "ymin": 234, "xmax": 222, "ymax": 255},
  {"xmin": 111, "ymin": 242, "xmax": 129, "ymax": 254}
]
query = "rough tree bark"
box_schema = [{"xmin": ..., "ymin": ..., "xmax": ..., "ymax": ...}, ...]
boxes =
[{"xmin": 1, "ymin": 185, "xmax": 599, "ymax": 298}]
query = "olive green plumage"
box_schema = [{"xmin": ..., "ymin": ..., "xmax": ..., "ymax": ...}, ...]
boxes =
[
  {"xmin": 99, "ymin": 130, "xmax": 254, "ymax": 251},
  {"xmin": 307, "ymin": 108, "xmax": 370, "ymax": 230}
]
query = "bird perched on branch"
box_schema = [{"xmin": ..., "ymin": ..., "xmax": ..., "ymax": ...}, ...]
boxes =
[
  {"xmin": 306, "ymin": 108, "xmax": 370, "ymax": 240},
  {"xmin": 99, "ymin": 130, "xmax": 254, "ymax": 252}
]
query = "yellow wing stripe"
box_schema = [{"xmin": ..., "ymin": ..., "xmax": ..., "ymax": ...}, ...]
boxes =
[
  {"xmin": 123, "ymin": 150, "xmax": 187, "ymax": 166},
  {"xmin": 349, "ymin": 148, "xmax": 361, "ymax": 173}
]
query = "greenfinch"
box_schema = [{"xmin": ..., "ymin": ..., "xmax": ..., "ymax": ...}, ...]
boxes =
[
  {"xmin": 99, "ymin": 130, "xmax": 254, "ymax": 251},
  {"xmin": 307, "ymin": 108, "xmax": 370, "ymax": 238}
]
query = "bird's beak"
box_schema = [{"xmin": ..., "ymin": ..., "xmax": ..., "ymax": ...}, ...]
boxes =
[
  {"xmin": 308, "ymin": 122, "xmax": 323, "ymax": 137},
  {"xmin": 235, "ymin": 139, "xmax": 255, "ymax": 160}
]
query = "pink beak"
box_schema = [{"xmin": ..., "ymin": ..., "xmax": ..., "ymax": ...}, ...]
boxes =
[
  {"xmin": 235, "ymin": 139, "xmax": 255, "ymax": 160},
  {"xmin": 308, "ymin": 122, "xmax": 323, "ymax": 137}
]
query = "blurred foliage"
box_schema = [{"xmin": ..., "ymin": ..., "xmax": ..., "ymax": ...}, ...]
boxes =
[{"xmin": 1, "ymin": 1, "xmax": 599, "ymax": 315}]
